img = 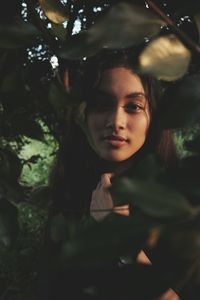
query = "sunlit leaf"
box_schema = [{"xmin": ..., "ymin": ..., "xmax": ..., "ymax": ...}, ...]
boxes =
[
  {"xmin": 39, "ymin": 0, "xmax": 69, "ymax": 24},
  {"xmin": 0, "ymin": 21, "xmax": 41, "ymax": 49},
  {"xmin": 110, "ymin": 177, "xmax": 195, "ymax": 219},
  {"xmin": 139, "ymin": 34, "xmax": 191, "ymax": 81},
  {"xmin": 156, "ymin": 74, "xmax": 200, "ymax": 128}
]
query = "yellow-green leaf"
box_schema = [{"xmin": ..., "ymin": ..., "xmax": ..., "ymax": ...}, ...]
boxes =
[
  {"xmin": 39, "ymin": 0, "xmax": 69, "ymax": 24},
  {"xmin": 139, "ymin": 34, "xmax": 191, "ymax": 81}
]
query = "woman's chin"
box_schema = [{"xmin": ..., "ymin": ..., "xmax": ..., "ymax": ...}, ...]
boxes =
[{"xmin": 99, "ymin": 151, "xmax": 131, "ymax": 163}]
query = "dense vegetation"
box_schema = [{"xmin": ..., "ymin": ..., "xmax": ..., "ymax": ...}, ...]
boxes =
[{"xmin": 0, "ymin": 0, "xmax": 200, "ymax": 299}]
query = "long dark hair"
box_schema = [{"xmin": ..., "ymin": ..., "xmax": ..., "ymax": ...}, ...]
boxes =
[{"xmin": 49, "ymin": 49, "xmax": 177, "ymax": 216}]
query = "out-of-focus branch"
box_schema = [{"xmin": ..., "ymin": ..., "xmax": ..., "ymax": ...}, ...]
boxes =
[{"xmin": 146, "ymin": 0, "xmax": 200, "ymax": 54}]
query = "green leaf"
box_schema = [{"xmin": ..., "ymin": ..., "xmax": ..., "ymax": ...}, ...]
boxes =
[
  {"xmin": 163, "ymin": 219, "xmax": 200, "ymax": 260},
  {"xmin": 0, "ymin": 65, "xmax": 22, "ymax": 93},
  {"xmin": 89, "ymin": 2, "xmax": 165, "ymax": 49},
  {"xmin": 51, "ymin": 23, "xmax": 66, "ymax": 42},
  {"xmin": 0, "ymin": 198, "xmax": 18, "ymax": 247},
  {"xmin": 0, "ymin": 180, "xmax": 23, "ymax": 204},
  {"xmin": 28, "ymin": 185, "xmax": 52, "ymax": 209},
  {"xmin": 58, "ymin": 31, "xmax": 103, "ymax": 60},
  {"xmin": 49, "ymin": 213, "xmax": 79, "ymax": 244},
  {"xmin": 176, "ymin": 155, "xmax": 200, "ymax": 205},
  {"xmin": 170, "ymin": 0, "xmax": 200, "ymax": 15},
  {"xmin": 184, "ymin": 136, "xmax": 200, "ymax": 153},
  {"xmin": 59, "ymin": 2, "xmax": 165, "ymax": 59},
  {"xmin": 0, "ymin": 21, "xmax": 41, "ymax": 49},
  {"xmin": 139, "ymin": 34, "xmax": 191, "ymax": 81},
  {"xmin": 110, "ymin": 177, "xmax": 195, "ymax": 219},
  {"xmin": 58, "ymin": 215, "xmax": 150, "ymax": 268},
  {"xmin": 39, "ymin": 0, "xmax": 69, "ymax": 24},
  {"xmin": 156, "ymin": 74, "xmax": 200, "ymax": 129}
]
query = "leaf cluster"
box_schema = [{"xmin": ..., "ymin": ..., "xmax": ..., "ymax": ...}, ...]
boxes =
[{"xmin": 1, "ymin": 0, "xmax": 200, "ymax": 299}]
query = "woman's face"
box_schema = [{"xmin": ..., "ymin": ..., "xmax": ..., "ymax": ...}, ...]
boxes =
[{"xmin": 87, "ymin": 67, "xmax": 150, "ymax": 162}]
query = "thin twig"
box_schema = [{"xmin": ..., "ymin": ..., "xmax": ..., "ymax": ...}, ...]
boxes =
[
  {"xmin": 62, "ymin": 207, "xmax": 129, "ymax": 213},
  {"xmin": 146, "ymin": 0, "xmax": 200, "ymax": 54}
]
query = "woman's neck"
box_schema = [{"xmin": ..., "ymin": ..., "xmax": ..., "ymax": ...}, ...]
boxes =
[{"xmin": 99, "ymin": 155, "xmax": 136, "ymax": 177}]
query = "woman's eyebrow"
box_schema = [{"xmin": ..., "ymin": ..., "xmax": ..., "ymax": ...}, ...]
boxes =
[
  {"xmin": 126, "ymin": 92, "xmax": 147, "ymax": 99},
  {"xmin": 94, "ymin": 89, "xmax": 147, "ymax": 99}
]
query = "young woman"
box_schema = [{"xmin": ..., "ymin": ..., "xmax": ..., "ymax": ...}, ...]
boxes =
[
  {"xmin": 45, "ymin": 50, "xmax": 180, "ymax": 300},
  {"xmin": 50, "ymin": 50, "xmax": 177, "ymax": 217}
]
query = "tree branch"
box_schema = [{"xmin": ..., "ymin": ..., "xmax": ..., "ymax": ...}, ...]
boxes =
[{"xmin": 146, "ymin": 0, "xmax": 200, "ymax": 54}]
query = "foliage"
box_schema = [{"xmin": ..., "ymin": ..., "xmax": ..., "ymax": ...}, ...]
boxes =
[{"xmin": 0, "ymin": 0, "xmax": 200, "ymax": 299}]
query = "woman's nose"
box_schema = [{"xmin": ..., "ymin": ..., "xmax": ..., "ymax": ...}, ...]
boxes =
[{"xmin": 105, "ymin": 107, "xmax": 126, "ymax": 131}]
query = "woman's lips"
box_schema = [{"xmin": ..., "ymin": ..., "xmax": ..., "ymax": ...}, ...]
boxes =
[{"xmin": 103, "ymin": 135, "xmax": 128, "ymax": 147}]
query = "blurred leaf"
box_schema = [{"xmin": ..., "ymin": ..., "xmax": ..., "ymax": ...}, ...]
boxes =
[
  {"xmin": 0, "ymin": 148, "xmax": 22, "ymax": 182},
  {"xmin": 28, "ymin": 185, "xmax": 52, "ymax": 209},
  {"xmin": 0, "ymin": 179, "xmax": 23, "ymax": 204},
  {"xmin": 49, "ymin": 213, "xmax": 79, "ymax": 244},
  {"xmin": 139, "ymin": 34, "xmax": 191, "ymax": 81},
  {"xmin": 0, "ymin": 198, "xmax": 18, "ymax": 247},
  {"xmin": 167, "ymin": 0, "xmax": 200, "ymax": 15},
  {"xmin": 176, "ymin": 155, "xmax": 200, "ymax": 205},
  {"xmin": 50, "ymin": 213, "xmax": 69, "ymax": 243},
  {"xmin": 39, "ymin": 0, "xmax": 69, "ymax": 24},
  {"xmin": 58, "ymin": 214, "xmax": 151, "ymax": 269},
  {"xmin": 121, "ymin": 154, "xmax": 164, "ymax": 181},
  {"xmin": 59, "ymin": 2, "xmax": 165, "ymax": 59},
  {"xmin": 0, "ymin": 65, "xmax": 22, "ymax": 93},
  {"xmin": 166, "ymin": 220, "xmax": 200, "ymax": 258},
  {"xmin": 51, "ymin": 23, "xmax": 66, "ymax": 41},
  {"xmin": 0, "ymin": 21, "xmax": 41, "ymax": 49},
  {"xmin": 58, "ymin": 31, "xmax": 103, "ymax": 60},
  {"xmin": 110, "ymin": 177, "xmax": 195, "ymax": 219},
  {"xmin": 25, "ymin": 60, "xmax": 53, "ymax": 86},
  {"xmin": 184, "ymin": 136, "xmax": 200, "ymax": 153},
  {"xmin": 0, "ymin": 51, "xmax": 7, "ymax": 72},
  {"xmin": 156, "ymin": 74, "xmax": 200, "ymax": 129},
  {"xmin": 13, "ymin": 116, "xmax": 44, "ymax": 141},
  {"xmin": 89, "ymin": 2, "xmax": 165, "ymax": 49}
]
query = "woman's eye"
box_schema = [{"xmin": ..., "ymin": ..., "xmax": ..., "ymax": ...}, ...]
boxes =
[{"xmin": 124, "ymin": 103, "xmax": 144, "ymax": 113}]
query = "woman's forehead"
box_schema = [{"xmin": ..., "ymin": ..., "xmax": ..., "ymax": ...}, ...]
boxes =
[{"xmin": 96, "ymin": 67, "xmax": 145, "ymax": 96}]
